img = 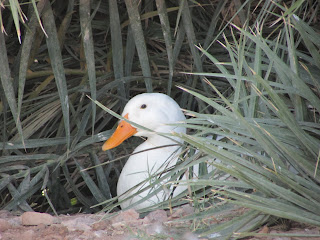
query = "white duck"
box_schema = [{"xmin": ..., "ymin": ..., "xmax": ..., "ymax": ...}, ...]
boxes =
[{"xmin": 102, "ymin": 93, "xmax": 187, "ymax": 210}]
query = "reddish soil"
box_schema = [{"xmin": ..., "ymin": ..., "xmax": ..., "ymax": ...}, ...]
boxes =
[{"xmin": 0, "ymin": 207, "xmax": 319, "ymax": 240}]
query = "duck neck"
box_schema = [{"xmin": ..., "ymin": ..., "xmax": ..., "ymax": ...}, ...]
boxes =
[
  {"xmin": 147, "ymin": 134, "xmax": 183, "ymax": 148},
  {"xmin": 147, "ymin": 125, "xmax": 185, "ymax": 148}
]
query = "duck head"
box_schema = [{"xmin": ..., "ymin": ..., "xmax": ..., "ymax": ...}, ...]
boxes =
[{"xmin": 102, "ymin": 93, "xmax": 186, "ymax": 151}]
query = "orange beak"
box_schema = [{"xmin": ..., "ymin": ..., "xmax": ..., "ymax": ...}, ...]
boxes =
[{"xmin": 102, "ymin": 113, "xmax": 137, "ymax": 151}]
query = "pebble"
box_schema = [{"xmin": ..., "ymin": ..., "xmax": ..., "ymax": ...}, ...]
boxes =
[
  {"xmin": 92, "ymin": 219, "xmax": 110, "ymax": 230},
  {"xmin": 0, "ymin": 219, "xmax": 11, "ymax": 231},
  {"xmin": 145, "ymin": 209, "xmax": 168, "ymax": 223},
  {"xmin": 111, "ymin": 209, "xmax": 139, "ymax": 224},
  {"xmin": 20, "ymin": 229, "xmax": 35, "ymax": 240},
  {"xmin": 170, "ymin": 204, "xmax": 194, "ymax": 218},
  {"xmin": 145, "ymin": 222, "xmax": 167, "ymax": 235},
  {"xmin": 21, "ymin": 212, "xmax": 55, "ymax": 226},
  {"xmin": 61, "ymin": 217, "xmax": 95, "ymax": 231}
]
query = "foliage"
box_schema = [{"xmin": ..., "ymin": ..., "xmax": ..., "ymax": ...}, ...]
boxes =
[{"xmin": 0, "ymin": 0, "xmax": 319, "ymax": 238}]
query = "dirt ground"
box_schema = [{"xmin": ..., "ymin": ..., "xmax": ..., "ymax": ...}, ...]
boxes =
[{"xmin": 0, "ymin": 206, "xmax": 319, "ymax": 240}]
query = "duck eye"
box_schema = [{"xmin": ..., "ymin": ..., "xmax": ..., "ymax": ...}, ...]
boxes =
[{"xmin": 140, "ymin": 104, "xmax": 147, "ymax": 109}]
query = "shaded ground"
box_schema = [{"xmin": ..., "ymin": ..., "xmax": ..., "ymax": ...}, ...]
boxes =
[{"xmin": 0, "ymin": 207, "xmax": 319, "ymax": 240}]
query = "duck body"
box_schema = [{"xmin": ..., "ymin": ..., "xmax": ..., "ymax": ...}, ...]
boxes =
[
  {"xmin": 102, "ymin": 93, "xmax": 186, "ymax": 210},
  {"xmin": 117, "ymin": 138, "xmax": 183, "ymax": 209}
]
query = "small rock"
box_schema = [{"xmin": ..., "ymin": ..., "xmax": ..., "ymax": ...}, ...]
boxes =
[
  {"xmin": 36, "ymin": 223, "xmax": 47, "ymax": 230},
  {"xmin": 61, "ymin": 217, "xmax": 95, "ymax": 232},
  {"xmin": 93, "ymin": 230, "xmax": 107, "ymax": 237},
  {"xmin": 0, "ymin": 210, "xmax": 10, "ymax": 218},
  {"xmin": 111, "ymin": 209, "xmax": 139, "ymax": 224},
  {"xmin": 270, "ymin": 230, "xmax": 291, "ymax": 240},
  {"xmin": 145, "ymin": 222, "xmax": 167, "ymax": 235},
  {"xmin": 20, "ymin": 229, "xmax": 35, "ymax": 240},
  {"xmin": 7, "ymin": 216, "xmax": 21, "ymax": 227},
  {"xmin": 258, "ymin": 225, "xmax": 269, "ymax": 234},
  {"xmin": 0, "ymin": 219, "xmax": 11, "ymax": 231},
  {"xmin": 44, "ymin": 225, "xmax": 68, "ymax": 238},
  {"xmin": 171, "ymin": 204, "xmax": 194, "ymax": 218},
  {"xmin": 111, "ymin": 221, "xmax": 125, "ymax": 229},
  {"xmin": 21, "ymin": 212, "xmax": 55, "ymax": 226},
  {"xmin": 92, "ymin": 220, "xmax": 110, "ymax": 230},
  {"xmin": 182, "ymin": 232, "xmax": 198, "ymax": 240},
  {"xmin": 144, "ymin": 210, "xmax": 168, "ymax": 223}
]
